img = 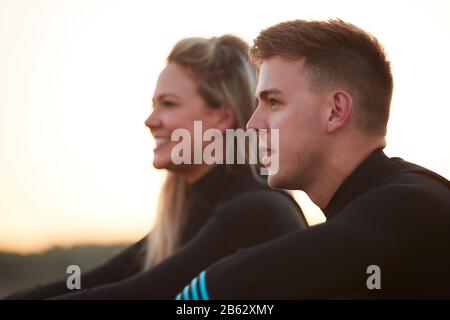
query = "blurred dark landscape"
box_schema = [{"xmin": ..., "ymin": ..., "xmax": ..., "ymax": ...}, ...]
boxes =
[{"xmin": 0, "ymin": 244, "xmax": 127, "ymax": 298}]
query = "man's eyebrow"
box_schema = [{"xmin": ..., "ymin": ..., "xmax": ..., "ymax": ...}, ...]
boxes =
[{"xmin": 256, "ymin": 89, "xmax": 284, "ymax": 100}]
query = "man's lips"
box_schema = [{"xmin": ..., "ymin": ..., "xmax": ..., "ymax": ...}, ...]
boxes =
[{"xmin": 259, "ymin": 147, "xmax": 273, "ymax": 166}]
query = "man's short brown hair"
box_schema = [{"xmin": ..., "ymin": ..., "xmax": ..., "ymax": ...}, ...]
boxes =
[{"xmin": 249, "ymin": 19, "xmax": 393, "ymax": 135}]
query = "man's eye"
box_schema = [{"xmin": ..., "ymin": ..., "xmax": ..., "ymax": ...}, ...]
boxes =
[{"xmin": 269, "ymin": 99, "xmax": 280, "ymax": 108}]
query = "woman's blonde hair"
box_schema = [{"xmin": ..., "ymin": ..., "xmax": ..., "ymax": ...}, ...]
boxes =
[{"xmin": 143, "ymin": 35, "xmax": 257, "ymax": 269}]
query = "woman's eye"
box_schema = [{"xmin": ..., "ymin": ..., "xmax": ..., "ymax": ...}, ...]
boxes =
[{"xmin": 162, "ymin": 100, "xmax": 177, "ymax": 107}]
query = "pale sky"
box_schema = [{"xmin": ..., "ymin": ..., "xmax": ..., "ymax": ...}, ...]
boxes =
[{"xmin": 1, "ymin": 0, "xmax": 449, "ymax": 253}]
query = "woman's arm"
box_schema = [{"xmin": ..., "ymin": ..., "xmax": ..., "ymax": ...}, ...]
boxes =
[{"xmin": 48, "ymin": 190, "xmax": 305, "ymax": 299}]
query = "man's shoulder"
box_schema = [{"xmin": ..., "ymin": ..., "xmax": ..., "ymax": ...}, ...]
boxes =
[
  {"xmin": 389, "ymin": 157, "xmax": 449, "ymax": 192},
  {"xmin": 342, "ymin": 171, "xmax": 450, "ymax": 224}
]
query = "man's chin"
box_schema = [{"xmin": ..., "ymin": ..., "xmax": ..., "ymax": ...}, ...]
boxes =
[
  {"xmin": 267, "ymin": 173, "xmax": 284, "ymax": 189},
  {"xmin": 268, "ymin": 172, "xmax": 299, "ymax": 190}
]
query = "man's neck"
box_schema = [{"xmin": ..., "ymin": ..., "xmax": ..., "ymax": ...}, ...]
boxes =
[{"xmin": 307, "ymin": 138, "xmax": 385, "ymax": 210}]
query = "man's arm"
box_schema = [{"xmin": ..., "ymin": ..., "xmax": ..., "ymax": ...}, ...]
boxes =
[{"xmin": 180, "ymin": 185, "xmax": 450, "ymax": 299}]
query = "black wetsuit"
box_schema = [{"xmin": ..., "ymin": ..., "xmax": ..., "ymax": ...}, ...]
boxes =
[
  {"xmin": 178, "ymin": 149, "xmax": 450, "ymax": 299},
  {"xmin": 6, "ymin": 166, "xmax": 306, "ymax": 299}
]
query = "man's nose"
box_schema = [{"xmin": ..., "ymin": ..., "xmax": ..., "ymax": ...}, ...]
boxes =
[{"xmin": 246, "ymin": 106, "xmax": 266, "ymax": 131}]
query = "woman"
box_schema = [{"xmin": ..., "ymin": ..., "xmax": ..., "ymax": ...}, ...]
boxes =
[{"xmin": 6, "ymin": 35, "xmax": 306, "ymax": 299}]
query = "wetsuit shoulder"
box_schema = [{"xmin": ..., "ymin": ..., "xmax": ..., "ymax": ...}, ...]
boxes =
[
  {"xmin": 213, "ymin": 189, "xmax": 307, "ymax": 248},
  {"xmin": 337, "ymin": 171, "xmax": 450, "ymax": 225}
]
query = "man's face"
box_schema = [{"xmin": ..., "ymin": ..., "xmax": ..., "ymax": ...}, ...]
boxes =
[{"xmin": 247, "ymin": 56, "xmax": 328, "ymax": 190}]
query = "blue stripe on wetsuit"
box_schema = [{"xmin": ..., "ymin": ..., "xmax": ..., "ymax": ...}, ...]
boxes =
[
  {"xmin": 182, "ymin": 284, "xmax": 190, "ymax": 300},
  {"xmin": 175, "ymin": 271, "xmax": 210, "ymax": 300},
  {"xmin": 199, "ymin": 271, "xmax": 209, "ymax": 300},
  {"xmin": 190, "ymin": 277, "xmax": 200, "ymax": 300}
]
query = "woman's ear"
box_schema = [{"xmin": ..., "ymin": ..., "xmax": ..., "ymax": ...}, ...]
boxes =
[{"xmin": 215, "ymin": 105, "xmax": 236, "ymax": 132}]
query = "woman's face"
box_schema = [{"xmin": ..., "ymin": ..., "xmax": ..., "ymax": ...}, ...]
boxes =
[{"xmin": 145, "ymin": 62, "xmax": 230, "ymax": 177}]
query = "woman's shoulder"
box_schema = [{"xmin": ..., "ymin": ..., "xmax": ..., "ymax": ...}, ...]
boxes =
[
  {"xmin": 214, "ymin": 186, "xmax": 307, "ymax": 229},
  {"xmin": 208, "ymin": 188, "xmax": 307, "ymax": 250},
  {"xmin": 207, "ymin": 166, "xmax": 308, "ymax": 228}
]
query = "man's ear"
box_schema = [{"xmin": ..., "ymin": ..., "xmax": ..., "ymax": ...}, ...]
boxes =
[
  {"xmin": 215, "ymin": 105, "xmax": 236, "ymax": 132},
  {"xmin": 327, "ymin": 91, "xmax": 353, "ymax": 133}
]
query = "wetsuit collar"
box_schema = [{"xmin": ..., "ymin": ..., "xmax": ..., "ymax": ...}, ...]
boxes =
[
  {"xmin": 190, "ymin": 165, "xmax": 232, "ymax": 205},
  {"xmin": 323, "ymin": 148, "xmax": 400, "ymax": 219}
]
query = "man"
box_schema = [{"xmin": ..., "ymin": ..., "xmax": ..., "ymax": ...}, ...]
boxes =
[{"xmin": 177, "ymin": 19, "xmax": 450, "ymax": 299}]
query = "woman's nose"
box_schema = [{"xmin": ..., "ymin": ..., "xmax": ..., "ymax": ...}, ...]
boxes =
[{"xmin": 144, "ymin": 110, "xmax": 161, "ymax": 129}]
